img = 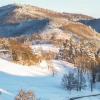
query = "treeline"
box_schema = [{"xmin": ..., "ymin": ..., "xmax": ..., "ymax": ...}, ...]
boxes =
[
  {"xmin": 0, "ymin": 38, "xmax": 56, "ymax": 66},
  {"xmin": 57, "ymin": 38, "xmax": 100, "ymax": 91}
]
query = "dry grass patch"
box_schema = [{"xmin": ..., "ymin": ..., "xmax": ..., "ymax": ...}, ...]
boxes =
[{"xmin": 62, "ymin": 23, "xmax": 96, "ymax": 39}]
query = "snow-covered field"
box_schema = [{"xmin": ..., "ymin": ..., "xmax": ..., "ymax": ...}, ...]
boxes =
[
  {"xmin": 0, "ymin": 3, "xmax": 100, "ymax": 100},
  {"xmin": 0, "ymin": 57, "xmax": 72, "ymax": 100},
  {"xmin": 31, "ymin": 43, "xmax": 59, "ymax": 53},
  {"xmin": 0, "ymin": 58, "xmax": 100, "ymax": 100},
  {"xmin": 0, "ymin": 44, "xmax": 100, "ymax": 100}
]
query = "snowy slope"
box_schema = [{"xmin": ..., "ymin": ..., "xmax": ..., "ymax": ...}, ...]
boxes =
[
  {"xmin": 0, "ymin": 57, "xmax": 74, "ymax": 76},
  {"xmin": 0, "ymin": 4, "xmax": 100, "ymax": 100},
  {"xmin": 31, "ymin": 44, "xmax": 59, "ymax": 53},
  {"xmin": 0, "ymin": 58, "xmax": 100, "ymax": 100},
  {"xmin": 0, "ymin": 58, "xmax": 75, "ymax": 100},
  {"xmin": 0, "ymin": 4, "xmax": 98, "ymax": 40},
  {"xmin": 0, "ymin": 19, "xmax": 49, "ymax": 37}
]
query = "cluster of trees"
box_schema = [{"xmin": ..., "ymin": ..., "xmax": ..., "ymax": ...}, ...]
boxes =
[
  {"xmin": 59, "ymin": 38, "xmax": 100, "ymax": 91},
  {"xmin": 8, "ymin": 40, "xmax": 40, "ymax": 65},
  {"xmin": 7, "ymin": 39, "xmax": 57, "ymax": 66}
]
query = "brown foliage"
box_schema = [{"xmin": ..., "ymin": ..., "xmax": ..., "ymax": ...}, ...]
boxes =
[
  {"xmin": 8, "ymin": 40, "xmax": 40, "ymax": 65},
  {"xmin": 62, "ymin": 23, "xmax": 96, "ymax": 39}
]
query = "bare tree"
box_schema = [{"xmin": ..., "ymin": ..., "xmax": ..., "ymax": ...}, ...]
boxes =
[{"xmin": 62, "ymin": 72, "xmax": 86, "ymax": 91}]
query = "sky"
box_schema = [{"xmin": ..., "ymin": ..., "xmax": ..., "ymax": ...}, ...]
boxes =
[{"xmin": 0, "ymin": 0, "xmax": 99, "ymax": 18}]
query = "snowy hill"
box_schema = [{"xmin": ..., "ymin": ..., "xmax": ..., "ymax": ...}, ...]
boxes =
[
  {"xmin": 0, "ymin": 58, "xmax": 100, "ymax": 100},
  {"xmin": 0, "ymin": 57, "xmax": 75, "ymax": 100},
  {"xmin": 0, "ymin": 19, "xmax": 49, "ymax": 37},
  {"xmin": 0, "ymin": 4, "xmax": 100, "ymax": 100},
  {"xmin": 0, "ymin": 4, "xmax": 99, "ymax": 40},
  {"xmin": 0, "ymin": 57, "xmax": 74, "ymax": 76}
]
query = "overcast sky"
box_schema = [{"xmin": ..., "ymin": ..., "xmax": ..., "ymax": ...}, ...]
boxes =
[{"xmin": 0, "ymin": 0, "xmax": 99, "ymax": 18}]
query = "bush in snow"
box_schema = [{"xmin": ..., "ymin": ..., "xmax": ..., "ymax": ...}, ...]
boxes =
[
  {"xmin": 62, "ymin": 72, "xmax": 86, "ymax": 91},
  {"xmin": 62, "ymin": 72, "xmax": 78, "ymax": 91},
  {"xmin": 15, "ymin": 89, "xmax": 36, "ymax": 100}
]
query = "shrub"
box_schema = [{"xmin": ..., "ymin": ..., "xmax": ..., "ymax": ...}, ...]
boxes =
[
  {"xmin": 62, "ymin": 73, "xmax": 78, "ymax": 91},
  {"xmin": 15, "ymin": 89, "xmax": 36, "ymax": 100},
  {"xmin": 62, "ymin": 72, "xmax": 86, "ymax": 91}
]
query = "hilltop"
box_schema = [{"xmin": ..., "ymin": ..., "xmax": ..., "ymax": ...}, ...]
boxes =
[{"xmin": 0, "ymin": 4, "xmax": 99, "ymax": 40}]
